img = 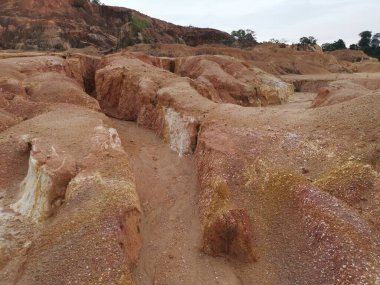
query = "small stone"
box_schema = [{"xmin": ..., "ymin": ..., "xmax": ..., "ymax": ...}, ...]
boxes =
[{"xmin": 301, "ymin": 167, "xmax": 309, "ymax": 174}]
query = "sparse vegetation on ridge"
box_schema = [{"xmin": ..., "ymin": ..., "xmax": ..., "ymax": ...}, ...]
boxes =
[
  {"xmin": 321, "ymin": 39, "xmax": 346, "ymax": 52},
  {"xmin": 130, "ymin": 15, "xmax": 150, "ymax": 33},
  {"xmin": 299, "ymin": 36, "xmax": 317, "ymax": 45},
  {"xmin": 231, "ymin": 29, "xmax": 257, "ymax": 47}
]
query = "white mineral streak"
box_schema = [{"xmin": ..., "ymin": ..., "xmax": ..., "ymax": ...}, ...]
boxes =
[
  {"xmin": 11, "ymin": 156, "xmax": 52, "ymax": 223},
  {"xmin": 163, "ymin": 107, "xmax": 196, "ymax": 157}
]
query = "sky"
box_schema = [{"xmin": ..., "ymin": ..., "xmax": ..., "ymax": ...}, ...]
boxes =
[{"xmin": 101, "ymin": 0, "xmax": 380, "ymax": 45}]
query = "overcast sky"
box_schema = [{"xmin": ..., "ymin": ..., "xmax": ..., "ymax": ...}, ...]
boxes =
[{"xmin": 101, "ymin": 0, "xmax": 379, "ymax": 45}]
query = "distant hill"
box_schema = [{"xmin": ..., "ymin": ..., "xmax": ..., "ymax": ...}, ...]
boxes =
[{"xmin": 0, "ymin": 0, "xmax": 233, "ymax": 51}]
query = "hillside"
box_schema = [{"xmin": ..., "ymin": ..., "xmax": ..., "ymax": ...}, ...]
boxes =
[{"xmin": 0, "ymin": 0, "xmax": 233, "ymax": 51}]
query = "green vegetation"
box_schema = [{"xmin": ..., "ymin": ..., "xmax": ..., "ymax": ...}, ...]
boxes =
[
  {"xmin": 299, "ymin": 36, "xmax": 317, "ymax": 45},
  {"xmin": 358, "ymin": 31, "xmax": 372, "ymax": 48},
  {"xmin": 118, "ymin": 15, "xmax": 151, "ymax": 47},
  {"xmin": 231, "ymin": 29, "xmax": 256, "ymax": 41},
  {"xmin": 130, "ymin": 15, "xmax": 150, "ymax": 33},
  {"xmin": 230, "ymin": 29, "xmax": 257, "ymax": 47},
  {"xmin": 310, "ymin": 31, "xmax": 380, "ymax": 61},
  {"xmin": 91, "ymin": 0, "xmax": 102, "ymax": 4},
  {"xmin": 321, "ymin": 39, "xmax": 346, "ymax": 52},
  {"xmin": 357, "ymin": 31, "xmax": 380, "ymax": 60}
]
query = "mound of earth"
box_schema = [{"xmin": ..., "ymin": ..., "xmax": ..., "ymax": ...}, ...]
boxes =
[
  {"xmin": 281, "ymin": 72, "xmax": 380, "ymax": 93},
  {"xmin": 0, "ymin": 52, "xmax": 143, "ymax": 284},
  {"xmin": 0, "ymin": 54, "xmax": 100, "ymax": 120},
  {"xmin": 329, "ymin": 49, "xmax": 376, "ymax": 63},
  {"xmin": 355, "ymin": 61, "xmax": 380, "ymax": 73},
  {"xmin": 0, "ymin": 0, "xmax": 233, "ymax": 51},
  {"xmin": 311, "ymin": 80, "xmax": 377, "ymax": 107}
]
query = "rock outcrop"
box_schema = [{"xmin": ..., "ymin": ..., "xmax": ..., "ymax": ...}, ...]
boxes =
[
  {"xmin": 174, "ymin": 55, "xmax": 293, "ymax": 106},
  {"xmin": 96, "ymin": 53, "xmax": 213, "ymax": 155},
  {"xmin": 95, "ymin": 52, "xmax": 293, "ymax": 154}
]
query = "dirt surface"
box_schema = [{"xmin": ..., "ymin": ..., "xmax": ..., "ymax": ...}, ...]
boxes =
[
  {"xmin": 113, "ymin": 119, "xmax": 245, "ymax": 284},
  {"xmin": 110, "ymin": 91, "xmax": 320, "ymax": 284},
  {"xmin": 1, "ymin": 45, "xmax": 379, "ymax": 284}
]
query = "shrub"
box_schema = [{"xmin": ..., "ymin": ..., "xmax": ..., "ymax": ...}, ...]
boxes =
[
  {"xmin": 299, "ymin": 36, "xmax": 317, "ymax": 45},
  {"xmin": 230, "ymin": 29, "xmax": 257, "ymax": 47},
  {"xmin": 321, "ymin": 39, "xmax": 346, "ymax": 52},
  {"xmin": 231, "ymin": 29, "xmax": 256, "ymax": 42},
  {"xmin": 130, "ymin": 16, "xmax": 150, "ymax": 33}
]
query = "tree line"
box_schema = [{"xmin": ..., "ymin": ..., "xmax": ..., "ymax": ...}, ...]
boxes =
[
  {"xmin": 230, "ymin": 29, "xmax": 380, "ymax": 61},
  {"xmin": 320, "ymin": 31, "xmax": 380, "ymax": 60}
]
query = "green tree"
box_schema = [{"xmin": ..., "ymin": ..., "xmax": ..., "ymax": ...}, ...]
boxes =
[
  {"xmin": 349, "ymin": 44, "xmax": 359, "ymax": 50},
  {"xmin": 356, "ymin": 31, "xmax": 380, "ymax": 61},
  {"xmin": 231, "ymin": 29, "xmax": 257, "ymax": 42},
  {"xmin": 231, "ymin": 29, "xmax": 257, "ymax": 47},
  {"xmin": 371, "ymin": 33, "xmax": 380, "ymax": 48},
  {"xmin": 358, "ymin": 31, "xmax": 372, "ymax": 48},
  {"xmin": 321, "ymin": 39, "xmax": 346, "ymax": 52},
  {"xmin": 299, "ymin": 36, "xmax": 317, "ymax": 45},
  {"xmin": 231, "ymin": 29, "xmax": 246, "ymax": 40},
  {"xmin": 335, "ymin": 39, "xmax": 346, "ymax": 49}
]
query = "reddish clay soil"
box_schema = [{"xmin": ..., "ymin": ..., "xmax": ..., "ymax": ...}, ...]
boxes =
[
  {"xmin": 113, "ymin": 120, "xmax": 248, "ymax": 284},
  {"xmin": 0, "ymin": 47, "xmax": 379, "ymax": 285}
]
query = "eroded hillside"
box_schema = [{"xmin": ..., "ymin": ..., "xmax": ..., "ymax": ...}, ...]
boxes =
[
  {"xmin": 0, "ymin": 0, "xmax": 233, "ymax": 51},
  {"xmin": 0, "ymin": 45, "xmax": 379, "ymax": 284},
  {"xmin": 1, "ymin": 0, "xmax": 380, "ymax": 282}
]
